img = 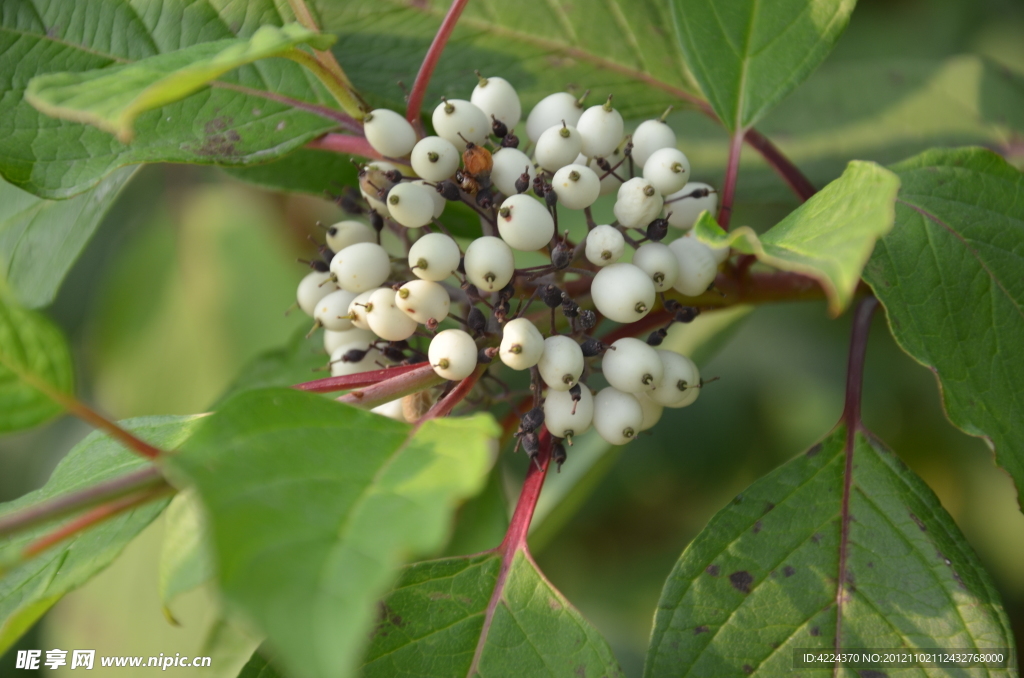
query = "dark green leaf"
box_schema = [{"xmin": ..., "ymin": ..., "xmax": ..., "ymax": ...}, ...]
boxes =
[
  {"xmin": 166, "ymin": 388, "xmax": 499, "ymax": 678},
  {"xmin": 362, "ymin": 550, "xmax": 624, "ymax": 677},
  {"xmin": 0, "ymin": 0, "xmax": 341, "ymax": 199},
  {"xmin": 0, "ymin": 416, "xmax": 200, "ymax": 654},
  {"xmin": 864, "ymin": 147, "xmax": 1024, "ymax": 510},
  {"xmin": 696, "ymin": 160, "xmax": 899, "ymax": 315},
  {"xmin": 237, "ymin": 650, "xmax": 284, "ymax": 678},
  {"xmin": 26, "ymin": 24, "xmax": 335, "ymax": 143},
  {"xmin": 0, "ymin": 295, "xmax": 74, "ymax": 433},
  {"xmin": 222, "ymin": 149, "xmax": 359, "ymax": 197},
  {"xmin": 669, "ymin": 0, "xmax": 856, "ymax": 131},
  {"xmin": 645, "ymin": 426, "xmax": 1015, "ymax": 677},
  {"xmin": 319, "ymin": 0, "xmax": 701, "ymax": 118},
  {"xmin": 0, "ymin": 167, "xmax": 137, "ymax": 308}
]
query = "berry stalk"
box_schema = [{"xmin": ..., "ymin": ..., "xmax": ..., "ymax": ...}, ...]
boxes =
[{"xmin": 405, "ymin": 0, "xmax": 472, "ymax": 125}]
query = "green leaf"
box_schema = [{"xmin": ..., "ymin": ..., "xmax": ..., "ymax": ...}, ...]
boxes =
[
  {"xmin": 222, "ymin": 149, "xmax": 359, "ymax": 197},
  {"xmin": 696, "ymin": 160, "xmax": 900, "ymax": 315},
  {"xmin": 26, "ymin": 24, "xmax": 334, "ymax": 143},
  {"xmin": 669, "ymin": 0, "xmax": 856, "ymax": 131},
  {"xmin": 0, "ymin": 415, "xmax": 201, "ymax": 655},
  {"xmin": 318, "ymin": 0, "xmax": 702, "ymax": 119},
  {"xmin": 0, "ymin": 295, "xmax": 74, "ymax": 433},
  {"xmin": 0, "ymin": 166, "xmax": 137, "ymax": 308},
  {"xmin": 214, "ymin": 328, "xmax": 326, "ymax": 407},
  {"xmin": 166, "ymin": 388, "xmax": 499, "ymax": 678},
  {"xmin": 237, "ymin": 651, "xmax": 284, "ymax": 678},
  {"xmin": 1, "ymin": 0, "xmax": 342, "ymax": 199},
  {"xmin": 201, "ymin": 617, "xmax": 263, "ymax": 678},
  {"xmin": 645, "ymin": 425, "xmax": 1016, "ymax": 677},
  {"xmin": 863, "ymin": 147, "xmax": 1024, "ymax": 510},
  {"xmin": 362, "ymin": 550, "xmax": 624, "ymax": 677},
  {"xmin": 679, "ymin": 55, "xmax": 1024, "ymax": 206},
  {"xmin": 158, "ymin": 490, "xmax": 213, "ymax": 615}
]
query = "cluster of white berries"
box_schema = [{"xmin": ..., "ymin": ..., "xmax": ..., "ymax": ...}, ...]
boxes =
[{"xmin": 295, "ymin": 74, "xmax": 725, "ymax": 456}]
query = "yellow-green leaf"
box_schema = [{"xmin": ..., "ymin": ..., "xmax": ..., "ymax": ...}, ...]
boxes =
[{"xmin": 26, "ymin": 24, "xmax": 335, "ymax": 143}]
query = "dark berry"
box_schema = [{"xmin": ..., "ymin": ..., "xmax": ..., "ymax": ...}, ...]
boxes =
[
  {"xmin": 550, "ymin": 241, "xmax": 572, "ymax": 270},
  {"xmin": 514, "ymin": 169, "xmax": 531, "ymax": 194},
  {"xmin": 521, "ymin": 431, "xmax": 540, "ymax": 456},
  {"xmin": 342, "ymin": 348, "xmax": 370, "ymax": 363},
  {"xmin": 675, "ymin": 306, "xmax": 700, "ymax": 323},
  {"xmin": 646, "ymin": 217, "xmax": 669, "ymax": 242},
  {"xmin": 647, "ymin": 329, "xmax": 667, "ymax": 346},
  {"xmin": 580, "ymin": 338, "xmax": 605, "ymax": 357},
  {"xmin": 577, "ymin": 309, "xmax": 597, "ymax": 330},
  {"xmin": 541, "ymin": 284, "xmax": 563, "ymax": 308},
  {"xmin": 521, "ymin": 407, "xmax": 544, "ymax": 433},
  {"xmin": 369, "ymin": 211, "xmax": 384, "ymax": 232},
  {"xmin": 467, "ymin": 307, "xmax": 486, "ymax": 334},
  {"xmin": 553, "ymin": 442, "xmax": 567, "ymax": 471},
  {"xmin": 491, "ymin": 116, "xmax": 508, "ymax": 138},
  {"xmin": 500, "ymin": 133, "xmax": 520, "ymax": 149},
  {"xmin": 437, "ymin": 180, "xmax": 461, "ymax": 201}
]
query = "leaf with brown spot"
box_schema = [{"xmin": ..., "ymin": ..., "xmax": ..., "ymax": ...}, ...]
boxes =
[{"xmin": 644, "ymin": 426, "xmax": 1015, "ymax": 677}]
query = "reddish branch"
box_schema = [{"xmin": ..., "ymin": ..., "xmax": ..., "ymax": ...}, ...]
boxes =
[
  {"xmin": 717, "ymin": 129, "xmax": 745, "ymax": 230},
  {"xmin": 295, "ymin": 362, "xmax": 429, "ymax": 393},
  {"xmin": 405, "ymin": 0, "xmax": 471, "ymax": 125},
  {"xmin": 20, "ymin": 486, "xmax": 173, "ymax": 559},
  {"xmin": 833, "ymin": 295, "xmax": 878, "ymax": 668},
  {"xmin": 307, "ymin": 133, "xmax": 380, "ymax": 159},
  {"xmin": 743, "ymin": 128, "xmax": 817, "ymax": 201},
  {"xmin": 420, "ymin": 365, "xmax": 485, "ymax": 421},
  {"xmin": 0, "ymin": 466, "xmax": 166, "ymax": 539},
  {"xmin": 337, "ymin": 363, "xmax": 444, "ymax": 410}
]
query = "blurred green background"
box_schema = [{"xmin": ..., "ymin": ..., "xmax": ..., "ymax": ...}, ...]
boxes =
[{"xmin": 3, "ymin": 0, "xmax": 1024, "ymax": 675}]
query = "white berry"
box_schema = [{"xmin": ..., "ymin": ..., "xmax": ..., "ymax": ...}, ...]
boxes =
[
  {"xmin": 365, "ymin": 288, "xmax": 419, "ymax": 341},
  {"xmin": 411, "ymin": 136, "xmax": 460, "ymax": 182},
  {"xmin": 491, "ymin": 148, "xmax": 535, "ymax": 196},
  {"xmin": 535, "ymin": 124, "xmax": 582, "ymax": 172},
  {"xmin": 330, "ymin": 242, "xmax": 391, "ymax": 293},
  {"xmin": 471, "ymin": 75, "xmax": 522, "ymax": 130},
  {"xmin": 414, "ymin": 179, "xmax": 446, "ymax": 219},
  {"xmin": 497, "ymin": 194, "xmax": 554, "ymax": 251},
  {"xmin": 363, "ymin": 108, "xmax": 417, "ymax": 158},
  {"xmin": 685, "ymin": 229, "xmax": 731, "ymax": 264},
  {"xmin": 526, "ymin": 92, "xmax": 584, "ymax": 143},
  {"xmin": 544, "ymin": 386, "xmax": 594, "ymax": 440},
  {"xmin": 669, "ymin": 237, "xmax": 718, "ymax": 296},
  {"xmin": 613, "ymin": 177, "xmax": 664, "ymax": 228},
  {"xmin": 499, "ymin": 317, "xmax": 544, "ymax": 371},
  {"xmin": 464, "ymin": 236, "xmax": 515, "ymax": 292},
  {"xmin": 314, "ymin": 289, "xmax": 359, "ymax": 331},
  {"xmin": 637, "ymin": 394, "xmax": 664, "ymax": 431},
  {"xmin": 577, "ymin": 100, "xmax": 624, "ymax": 158},
  {"xmin": 591, "ymin": 263, "xmax": 655, "ymax": 324},
  {"xmin": 593, "ymin": 387, "xmax": 643, "ymax": 445},
  {"xmin": 429, "ymin": 329, "xmax": 478, "ymax": 381},
  {"xmin": 297, "ymin": 270, "xmax": 338, "ymax": 317},
  {"xmin": 643, "ymin": 148, "xmax": 690, "ymax": 196},
  {"xmin": 371, "ymin": 398, "xmax": 407, "ymax": 422},
  {"xmin": 409, "ymin": 233, "xmax": 460, "ymax": 282},
  {"xmin": 578, "ymin": 151, "xmax": 625, "ymax": 196},
  {"xmin": 551, "ymin": 164, "xmax": 600, "ymax": 210},
  {"xmin": 632, "ymin": 242, "xmax": 679, "ymax": 291},
  {"xmin": 649, "ymin": 350, "xmax": 700, "ymax": 408},
  {"xmin": 585, "ymin": 224, "xmax": 625, "ymax": 267},
  {"xmin": 347, "ymin": 288, "xmax": 385, "ymax": 330},
  {"xmin": 537, "ymin": 335, "xmax": 584, "ymax": 391},
  {"xmin": 360, "ymin": 161, "xmax": 398, "ymax": 217},
  {"xmin": 631, "ymin": 119, "xmax": 677, "ymax": 167},
  {"xmin": 665, "ymin": 182, "xmax": 718, "ymax": 231},
  {"xmin": 325, "ymin": 220, "xmax": 376, "ymax": 253},
  {"xmin": 432, "ymin": 99, "xmax": 489, "ymax": 150},
  {"xmin": 396, "ymin": 279, "xmax": 450, "ymax": 325},
  {"xmin": 324, "ymin": 327, "xmax": 376, "ymax": 355},
  {"xmin": 387, "ymin": 181, "xmax": 436, "ymax": 228},
  {"xmin": 603, "ymin": 337, "xmax": 664, "ymax": 393}
]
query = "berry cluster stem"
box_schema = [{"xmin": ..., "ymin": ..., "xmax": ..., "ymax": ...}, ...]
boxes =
[
  {"xmin": 500, "ymin": 428, "xmax": 553, "ymax": 553},
  {"xmin": 717, "ymin": 128, "xmax": 745, "ymax": 230},
  {"xmin": 405, "ymin": 0, "xmax": 471, "ymax": 126}
]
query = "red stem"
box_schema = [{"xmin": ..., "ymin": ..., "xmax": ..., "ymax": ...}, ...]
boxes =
[
  {"xmin": 295, "ymin": 362, "xmax": 428, "ymax": 393},
  {"xmin": 499, "ymin": 428, "xmax": 553, "ymax": 554},
  {"xmin": 717, "ymin": 129, "xmax": 745, "ymax": 230},
  {"xmin": 337, "ymin": 363, "xmax": 444, "ymax": 410},
  {"xmin": 306, "ymin": 133, "xmax": 381, "ymax": 159},
  {"xmin": 0, "ymin": 466, "xmax": 165, "ymax": 539},
  {"xmin": 405, "ymin": 0, "xmax": 471, "ymax": 124},
  {"xmin": 21, "ymin": 487, "xmax": 172, "ymax": 559},
  {"xmin": 419, "ymin": 365, "xmax": 485, "ymax": 421},
  {"xmin": 834, "ymin": 295, "xmax": 878, "ymax": 666},
  {"xmin": 743, "ymin": 128, "xmax": 817, "ymax": 201}
]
